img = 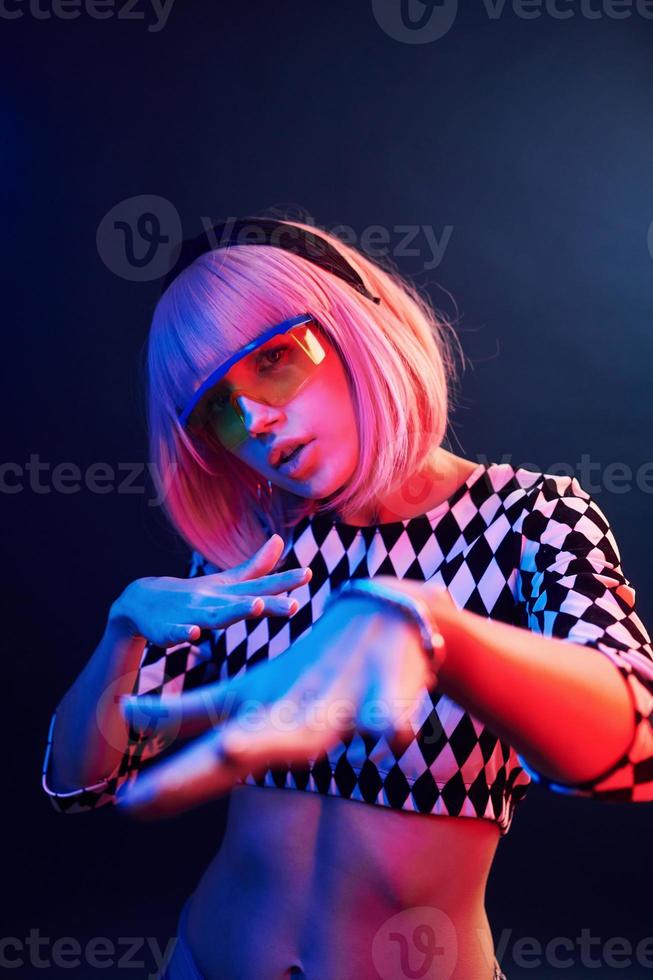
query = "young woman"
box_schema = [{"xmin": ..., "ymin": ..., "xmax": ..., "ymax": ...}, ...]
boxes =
[{"xmin": 42, "ymin": 217, "xmax": 653, "ymax": 980}]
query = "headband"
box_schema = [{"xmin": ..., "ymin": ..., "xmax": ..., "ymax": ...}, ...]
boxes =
[{"xmin": 159, "ymin": 216, "xmax": 382, "ymax": 304}]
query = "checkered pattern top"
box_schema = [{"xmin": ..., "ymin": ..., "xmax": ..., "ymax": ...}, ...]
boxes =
[{"xmin": 42, "ymin": 461, "xmax": 653, "ymax": 835}]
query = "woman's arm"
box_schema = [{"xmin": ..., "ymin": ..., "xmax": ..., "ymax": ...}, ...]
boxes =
[
  {"xmin": 431, "ymin": 599, "xmax": 636, "ymax": 785},
  {"xmin": 46, "ymin": 611, "xmax": 148, "ymax": 794},
  {"xmin": 421, "ymin": 472, "xmax": 653, "ymax": 795}
]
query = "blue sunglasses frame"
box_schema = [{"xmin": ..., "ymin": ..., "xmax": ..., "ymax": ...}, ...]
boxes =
[{"xmin": 177, "ymin": 312, "xmax": 318, "ymax": 429}]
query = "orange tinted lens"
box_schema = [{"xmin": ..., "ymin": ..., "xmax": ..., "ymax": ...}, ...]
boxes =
[{"xmin": 200, "ymin": 323, "xmax": 326, "ymax": 448}]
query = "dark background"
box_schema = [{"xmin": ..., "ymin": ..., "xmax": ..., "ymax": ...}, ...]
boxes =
[{"xmin": 4, "ymin": 3, "xmax": 653, "ymax": 978}]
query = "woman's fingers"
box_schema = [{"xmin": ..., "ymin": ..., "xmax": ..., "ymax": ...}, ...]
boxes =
[
  {"xmin": 115, "ymin": 727, "xmax": 245, "ymax": 819},
  {"xmin": 121, "ymin": 630, "xmax": 305, "ymax": 744},
  {"xmin": 216, "ymin": 656, "xmax": 369, "ymax": 773},
  {"xmin": 211, "ymin": 534, "xmax": 290, "ymax": 586},
  {"xmin": 255, "ymin": 565, "xmax": 313, "ymax": 593},
  {"xmin": 205, "ymin": 565, "xmax": 312, "ymax": 596},
  {"xmin": 220, "ymin": 534, "xmax": 285, "ymax": 581},
  {"xmin": 238, "ymin": 533, "xmax": 285, "ymax": 573},
  {"xmin": 122, "ymin": 653, "xmax": 361, "ymax": 787},
  {"xmin": 219, "ymin": 716, "xmax": 324, "ymax": 770},
  {"xmin": 181, "ymin": 589, "xmax": 306, "ymax": 635},
  {"xmin": 165, "ymin": 624, "xmax": 203, "ymax": 645},
  {"xmin": 197, "ymin": 594, "xmax": 301, "ymax": 630},
  {"xmin": 120, "ymin": 675, "xmax": 246, "ymax": 743}
]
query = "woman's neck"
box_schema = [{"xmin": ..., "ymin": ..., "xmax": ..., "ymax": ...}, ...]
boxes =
[{"xmin": 340, "ymin": 448, "xmax": 480, "ymax": 527}]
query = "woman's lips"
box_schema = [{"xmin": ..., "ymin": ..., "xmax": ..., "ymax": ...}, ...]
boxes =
[{"xmin": 277, "ymin": 439, "xmax": 314, "ymax": 476}]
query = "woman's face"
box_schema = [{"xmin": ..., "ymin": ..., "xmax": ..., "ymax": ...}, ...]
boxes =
[{"xmin": 227, "ymin": 333, "xmax": 360, "ymax": 503}]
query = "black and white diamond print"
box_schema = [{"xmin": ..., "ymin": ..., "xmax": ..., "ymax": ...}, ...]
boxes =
[{"xmin": 42, "ymin": 462, "xmax": 653, "ymax": 830}]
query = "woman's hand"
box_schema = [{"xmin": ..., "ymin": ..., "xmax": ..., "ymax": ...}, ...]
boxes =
[
  {"xmin": 116, "ymin": 577, "xmax": 454, "ymax": 820},
  {"xmin": 109, "ymin": 534, "xmax": 312, "ymax": 648}
]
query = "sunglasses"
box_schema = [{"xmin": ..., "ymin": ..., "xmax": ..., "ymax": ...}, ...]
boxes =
[{"xmin": 178, "ymin": 313, "xmax": 328, "ymax": 450}]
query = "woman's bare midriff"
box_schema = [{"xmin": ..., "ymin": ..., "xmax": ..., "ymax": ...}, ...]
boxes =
[{"xmin": 185, "ymin": 784, "xmax": 502, "ymax": 980}]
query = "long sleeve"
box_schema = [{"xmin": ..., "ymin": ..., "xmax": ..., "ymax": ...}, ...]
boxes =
[
  {"xmin": 42, "ymin": 550, "xmax": 216, "ymax": 814},
  {"xmin": 514, "ymin": 473, "xmax": 653, "ymax": 800}
]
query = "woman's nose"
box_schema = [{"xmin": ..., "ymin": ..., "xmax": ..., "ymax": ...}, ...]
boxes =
[{"xmin": 236, "ymin": 393, "xmax": 284, "ymax": 435}]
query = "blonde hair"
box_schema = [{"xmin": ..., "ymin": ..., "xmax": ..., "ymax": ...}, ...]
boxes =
[{"xmin": 144, "ymin": 216, "xmax": 464, "ymax": 570}]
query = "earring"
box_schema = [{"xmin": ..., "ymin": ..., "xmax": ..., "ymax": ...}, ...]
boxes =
[{"xmin": 257, "ymin": 478, "xmax": 273, "ymax": 505}]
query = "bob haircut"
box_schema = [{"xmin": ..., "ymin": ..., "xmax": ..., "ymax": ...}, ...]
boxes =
[{"xmin": 145, "ymin": 216, "xmax": 464, "ymax": 572}]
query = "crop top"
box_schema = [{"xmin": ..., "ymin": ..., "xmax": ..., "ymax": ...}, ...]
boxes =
[{"xmin": 42, "ymin": 461, "xmax": 653, "ymax": 836}]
